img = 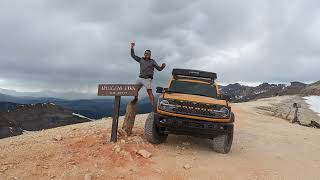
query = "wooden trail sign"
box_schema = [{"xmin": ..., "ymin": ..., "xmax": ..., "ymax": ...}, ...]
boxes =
[
  {"xmin": 98, "ymin": 84, "xmax": 140, "ymax": 142},
  {"xmin": 98, "ymin": 84, "xmax": 140, "ymax": 96}
]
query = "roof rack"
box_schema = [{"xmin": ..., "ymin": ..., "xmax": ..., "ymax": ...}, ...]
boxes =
[{"xmin": 172, "ymin": 69, "xmax": 217, "ymax": 83}]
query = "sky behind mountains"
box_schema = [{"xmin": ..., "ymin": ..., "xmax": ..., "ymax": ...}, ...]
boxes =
[{"xmin": 0, "ymin": 0, "xmax": 319, "ymax": 93}]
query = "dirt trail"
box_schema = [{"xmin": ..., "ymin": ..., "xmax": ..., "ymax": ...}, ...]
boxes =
[{"xmin": 1, "ymin": 96, "xmax": 320, "ymax": 180}]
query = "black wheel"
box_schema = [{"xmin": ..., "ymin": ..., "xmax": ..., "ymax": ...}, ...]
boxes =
[
  {"xmin": 212, "ymin": 126, "xmax": 234, "ymax": 154},
  {"xmin": 230, "ymin": 112, "xmax": 235, "ymax": 123},
  {"xmin": 144, "ymin": 112, "xmax": 168, "ymax": 144}
]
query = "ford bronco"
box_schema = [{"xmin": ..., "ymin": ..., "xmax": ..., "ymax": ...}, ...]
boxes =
[{"xmin": 144, "ymin": 69, "xmax": 235, "ymax": 153}]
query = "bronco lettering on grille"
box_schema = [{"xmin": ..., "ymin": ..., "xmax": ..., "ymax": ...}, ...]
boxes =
[{"xmin": 168, "ymin": 99, "xmax": 229, "ymax": 118}]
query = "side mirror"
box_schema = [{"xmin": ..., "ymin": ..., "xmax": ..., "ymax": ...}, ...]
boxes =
[
  {"xmin": 156, "ymin": 87, "xmax": 164, "ymax": 93},
  {"xmin": 219, "ymin": 94, "xmax": 231, "ymax": 101}
]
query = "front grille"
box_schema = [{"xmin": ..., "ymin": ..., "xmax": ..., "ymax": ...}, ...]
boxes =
[{"xmin": 164, "ymin": 99, "xmax": 229, "ymax": 119}]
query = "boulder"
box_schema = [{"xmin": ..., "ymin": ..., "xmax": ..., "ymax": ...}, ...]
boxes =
[
  {"xmin": 84, "ymin": 173, "xmax": 92, "ymax": 180},
  {"xmin": 137, "ymin": 149, "xmax": 152, "ymax": 158},
  {"xmin": 183, "ymin": 164, "xmax": 192, "ymax": 169}
]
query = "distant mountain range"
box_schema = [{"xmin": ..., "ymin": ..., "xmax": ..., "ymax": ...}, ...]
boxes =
[
  {"xmin": 220, "ymin": 81, "xmax": 320, "ymax": 102},
  {"xmin": 0, "ymin": 88, "xmax": 97, "ymax": 100},
  {"xmin": 1, "ymin": 81, "xmax": 319, "ymax": 120},
  {"xmin": 0, "ymin": 103, "xmax": 91, "ymax": 139},
  {"xmin": 0, "ymin": 92, "xmax": 153, "ymax": 119}
]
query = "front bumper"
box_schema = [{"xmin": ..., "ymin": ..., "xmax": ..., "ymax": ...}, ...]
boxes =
[{"xmin": 155, "ymin": 114, "xmax": 234, "ymax": 138}]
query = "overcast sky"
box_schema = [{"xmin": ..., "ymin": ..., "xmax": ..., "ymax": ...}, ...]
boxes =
[{"xmin": 0, "ymin": 0, "xmax": 319, "ymax": 93}]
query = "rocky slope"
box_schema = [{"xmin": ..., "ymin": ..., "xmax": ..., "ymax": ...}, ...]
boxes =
[
  {"xmin": 255, "ymin": 96, "xmax": 320, "ymax": 127},
  {"xmin": 221, "ymin": 82, "xmax": 286, "ymax": 102},
  {"xmin": 0, "ymin": 96, "xmax": 320, "ymax": 179},
  {"xmin": 0, "ymin": 94, "xmax": 152, "ymax": 119},
  {"xmin": 0, "ymin": 102, "xmax": 19, "ymax": 112},
  {"xmin": 0, "ymin": 103, "xmax": 91, "ymax": 139},
  {"xmin": 220, "ymin": 81, "xmax": 318, "ymax": 102},
  {"xmin": 301, "ymin": 81, "xmax": 320, "ymax": 96}
]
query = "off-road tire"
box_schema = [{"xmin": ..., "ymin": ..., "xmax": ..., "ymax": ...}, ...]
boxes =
[
  {"xmin": 230, "ymin": 112, "xmax": 235, "ymax": 122},
  {"xmin": 212, "ymin": 126, "xmax": 234, "ymax": 154},
  {"xmin": 144, "ymin": 112, "xmax": 168, "ymax": 144}
]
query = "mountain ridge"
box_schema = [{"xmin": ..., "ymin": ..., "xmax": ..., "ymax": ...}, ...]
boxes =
[
  {"xmin": 0, "ymin": 102, "xmax": 91, "ymax": 139},
  {"xmin": 0, "ymin": 81, "xmax": 319, "ymax": 119},
  {"xmin": 219, "ymin": 81, "xmax": 319, "ymax": 102}
]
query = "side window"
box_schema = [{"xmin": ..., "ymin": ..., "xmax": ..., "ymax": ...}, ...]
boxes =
[{"xmin": 168, "ymin": 80, "xmax": 174, "ymax": 89}]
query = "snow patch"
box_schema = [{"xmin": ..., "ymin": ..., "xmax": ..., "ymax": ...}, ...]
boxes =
[
  {"xmin": 304, "ymin": 96, "xmax": 320, "ymax": 116},
  {"xmin": 22, "ymin": 129, "xmax": 31, "ymax": 134},
  {"xmin": 254, "ymin": 90, "xmax": 267, "ymax": 95},
  {"xmin": 72, "ymin": 113, "xmax": 93, "ymax": 121}
]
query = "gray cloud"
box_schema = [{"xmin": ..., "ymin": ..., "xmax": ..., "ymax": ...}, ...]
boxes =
[{"xmin": 0, "ymin": 0, "xmax": 319, "ymax": 93}]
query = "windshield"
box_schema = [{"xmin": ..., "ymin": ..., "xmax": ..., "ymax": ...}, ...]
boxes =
[{"xmin": 169, "ymin": 80, "xmax": 217, "ymax": 98}]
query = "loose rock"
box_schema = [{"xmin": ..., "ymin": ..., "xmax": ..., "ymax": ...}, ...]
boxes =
[
  {"xmin": 183, "ymin": 164, "xmax": 192, "ymax": 169},
  {"xmin": 53, "ymin": 135, "xmax": 63, "ymax": 141},
  {"xmin": 131, "ymin": 136, "xmax": 144, "ymax": 144},
  {"xmin": 84, "ymin": 173, "xmax": 92, "ymax": 180},
  {"xmin": 137, "ymin": 149, "xmax": 152, "ymax": 158},
  {"xmin": 112, "ymin": 145, "xmax": 121, "ymax": 153},
  {"xmin": 120, "ymin": 150, "xmax": 129, "ymax": 156},
  {"xmin": 0, "ymin": 166, "xmax": 8, "ymax": 171},
  {"xmin": 182, "ymin": 142, "xmax": 191, "ymax": 146}
]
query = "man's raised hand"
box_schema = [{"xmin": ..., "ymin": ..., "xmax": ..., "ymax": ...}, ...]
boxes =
[
  {"xmin": 162, "ymin": 63, "xmax": 166, "ymax": 68},
  {"xmin": 131, "ymin": 42, "xmax": 135, "ymax": 49}
]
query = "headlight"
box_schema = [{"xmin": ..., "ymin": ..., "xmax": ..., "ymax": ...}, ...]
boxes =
[
  {"xmin": 158, "ymin": 98, "xmax": 176, "ymax": 112},
  {"xmin": 160, "ymin": 99, "xmax": 170, "ymax": 106},
  {"xmin": 211, "ymin": 107, "xmax": 230, "ymax": 117},
  {"xmin": 220, "ymin": 107, "xmax": 230, "ymax": 115}
]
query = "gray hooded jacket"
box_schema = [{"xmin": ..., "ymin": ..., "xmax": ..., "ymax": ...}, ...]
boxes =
[{"xmin": 131, "ymin": 48, "xmax": 164, "ymax": 79}]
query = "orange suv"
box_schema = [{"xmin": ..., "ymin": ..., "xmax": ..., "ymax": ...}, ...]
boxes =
[{"xmin": 144, "ymin": 69, "xmax": 235, "ymax": 153}]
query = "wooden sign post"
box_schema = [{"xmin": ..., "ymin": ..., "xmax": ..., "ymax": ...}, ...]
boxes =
[{"xmin": 98, "ymin": 84, "xmax": 140, "ymax": 142}]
